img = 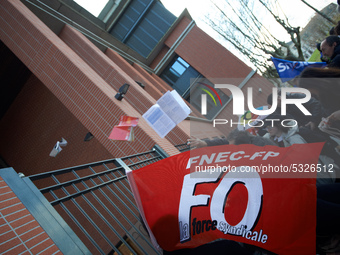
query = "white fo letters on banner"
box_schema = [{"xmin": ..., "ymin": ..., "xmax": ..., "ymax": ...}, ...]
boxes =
[{"xmin": 178, "ymin": 168, "xmax": 267, "ymax": 244}]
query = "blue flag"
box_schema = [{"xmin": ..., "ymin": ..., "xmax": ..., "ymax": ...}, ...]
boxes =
[{"xmin": 271, "ymin": 57, "xmax": 327, "ymax": 83}]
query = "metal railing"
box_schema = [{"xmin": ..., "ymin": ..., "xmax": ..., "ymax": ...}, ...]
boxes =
[
  {"xmin": 175, "ymin": 143, "xmax": 190, "ymax": 152},
  {"xmin": 28, "ymin": 147, "xmax": 167, "ymax": 255}
]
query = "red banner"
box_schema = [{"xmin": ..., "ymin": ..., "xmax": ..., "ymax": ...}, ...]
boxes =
[{"xmin": 127, "ymin": 143, "xmax": 324, "ymax": 254}]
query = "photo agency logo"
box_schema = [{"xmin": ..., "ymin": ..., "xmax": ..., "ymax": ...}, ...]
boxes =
[
  {"xmin": 198, "ymin": 82, "xmax": 223, "ymax": 115},
  {"xmin": 200, "ymin": 84, "xmax": 312, "ymax": 128}
]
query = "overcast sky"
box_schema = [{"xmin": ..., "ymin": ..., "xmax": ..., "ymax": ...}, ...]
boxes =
[
  {"xmin": 161, "ymin": 0, "xmax": 335, "ymax": 27},
  {"xmin": 75, "ymin": 0, "xmax": 335, "ymax": 38},
  {"xmin": 75, "ymin": 0, "xmax": 337, "ymax": 67}
]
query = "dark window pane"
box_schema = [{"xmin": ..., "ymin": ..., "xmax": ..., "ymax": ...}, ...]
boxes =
[{"xmin": 109, "ymin": 0, "xmax": 176, "ymax": 57}]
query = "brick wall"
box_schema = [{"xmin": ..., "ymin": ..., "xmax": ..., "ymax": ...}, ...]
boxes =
[
  {"xmin": 163, "ymin": 17, "xmax": 191, "ymax": 51},
  {"xmin": 0, "ymin": 0, "xmax": 180, "ymax": 173},
  {"xmin": 0, "ymin": 75, "xmax": 114, "ymax": 175},
  {"xmin": 105, "ymin": 48, "xmax": 166, "ymax": 99},
  {"xmin": 59, "ymin": 24, "xmax": 190, "ymax": 146},
  {"xmin": 0, "ymin": 177, "xmax": 62, "ymax": 254},
  {"xmin": 158, "ymin": 16, "xmax": 274, "ymax": 138},
  {"xmin": 174, "ymin": 23, "xmax": 252, "ymax": 79}
]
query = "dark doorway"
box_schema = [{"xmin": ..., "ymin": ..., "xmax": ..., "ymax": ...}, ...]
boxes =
[{"xmin": 0, "ymin": 40, "xmax": 31, "ymax": 120}]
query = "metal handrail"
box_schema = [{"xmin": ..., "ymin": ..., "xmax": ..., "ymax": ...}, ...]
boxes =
[{"xmin": 27, "ymin": 146, "xmax": 170, "ymax": 255}]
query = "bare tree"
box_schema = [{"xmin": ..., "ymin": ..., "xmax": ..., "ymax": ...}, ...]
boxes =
[
  {"xmin": 204, "ymin": 0, "xmax": 305, "ymax": 79},
  {"xmin": 300, "ymin": 0, "xmax": 336, "ymax": 25}
]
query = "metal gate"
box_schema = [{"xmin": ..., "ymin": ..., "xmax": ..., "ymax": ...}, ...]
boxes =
[{"xmin": 26, "ymin": 145, "xmax": 183, "ymax": 255}]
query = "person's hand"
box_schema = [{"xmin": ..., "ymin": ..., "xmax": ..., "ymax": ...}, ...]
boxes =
[
  {"xmin": 305, "ymin": 121, "xmax": 316, "ymax": 130},
  {"xmin": 187, "ymin": 136, "xmax": 207, "ymax": 148},
  {"xmin": 327, "ymin": 110, "xmax": 340, "ymax": 125}
]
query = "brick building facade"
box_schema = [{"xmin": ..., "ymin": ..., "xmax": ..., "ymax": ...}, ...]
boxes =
[{"xmin": 0, "ymin": 0, "xmax": 274, "ymax": 253}]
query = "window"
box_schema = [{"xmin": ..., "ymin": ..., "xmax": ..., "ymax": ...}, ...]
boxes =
[
  {"xmin": 109, "ymin": 0, "xmax": 176, "ymax": 57},
  {"xmin": 160, "ymin": 57, "xmax": 230, "ymax": 119},
  {"xmin": 160, "ymin": 56, "xmax": 201, "ymax": 97},
  {"xmin": 160, "ymin": 57, "xmax": 190, "ymax": 86}
]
